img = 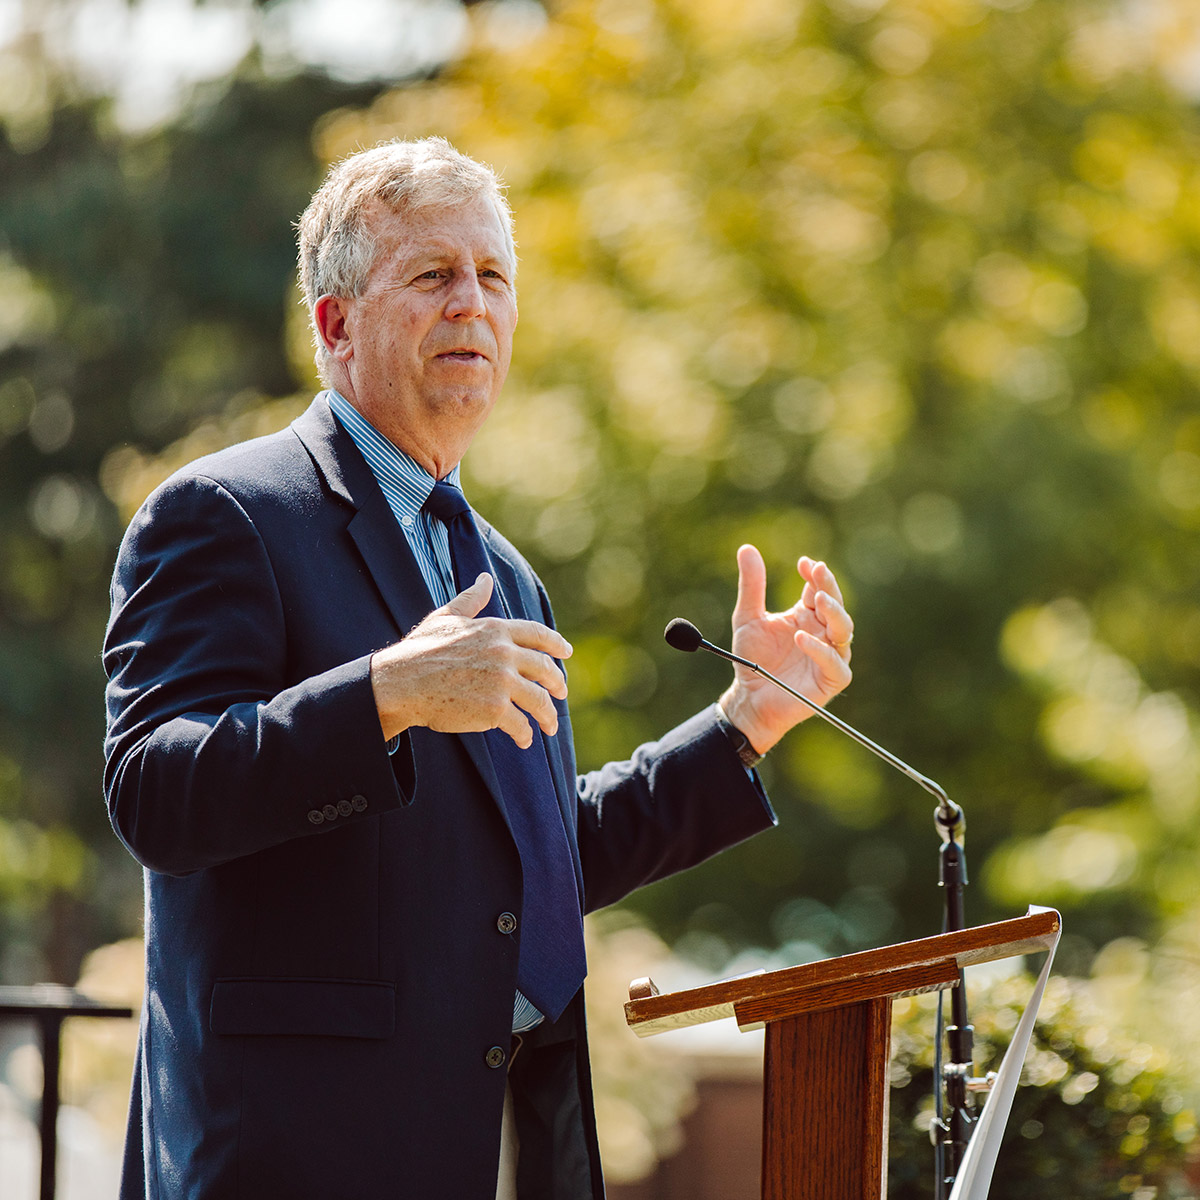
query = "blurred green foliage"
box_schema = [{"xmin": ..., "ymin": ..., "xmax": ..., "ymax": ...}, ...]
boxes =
[
  {"xmin": 310, "ymin": 0, "xmax": 1200, "ymax": 979},
  {"xmin": 6, "ymin": 0, "xmax": 1200, "ymax": 1191},
  {"xmin": 0, "ymin": 43, "xmax": 391, "ymax": 979},
  {"xmin": 2, "ymin": 0, "xmax": 1200, "ymax": 1102},
  {"xmin": 889, "ymin": 969, "xmax": 1200, "ymax": 1197}
]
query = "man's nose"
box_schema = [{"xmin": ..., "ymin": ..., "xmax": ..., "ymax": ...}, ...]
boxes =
[{"xmin": 445, "ymin": 272, "xmax": 487, "ymax": 320}]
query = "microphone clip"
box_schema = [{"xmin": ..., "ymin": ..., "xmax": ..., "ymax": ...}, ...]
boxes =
[{"xmin": 934, "ymin": 800, "xmax": 966, "ymax": 845}]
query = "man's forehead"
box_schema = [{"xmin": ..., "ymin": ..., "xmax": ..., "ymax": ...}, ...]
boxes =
[{"xmin": 365, "ymin": 196, "xmax": 512, "ymax": 260}]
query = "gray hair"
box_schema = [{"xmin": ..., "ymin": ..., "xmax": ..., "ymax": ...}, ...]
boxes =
[{"xmin": 297, "ymin": 137, "xmax": 515, "ymax": 382}]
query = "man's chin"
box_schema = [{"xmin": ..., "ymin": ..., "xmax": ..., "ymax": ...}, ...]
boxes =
[{"xmin": 424, "ymin": 389, "xmax": 499, "ymax": 436}]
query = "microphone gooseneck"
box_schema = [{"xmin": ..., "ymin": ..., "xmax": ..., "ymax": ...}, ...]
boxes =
[
  {"xmin": 662, "ymin": 617, "xmax": 964, "ymax": 835},
  {"xmin": 663, "ymin": 614, "xmax": 975, "ymax": 1195}
]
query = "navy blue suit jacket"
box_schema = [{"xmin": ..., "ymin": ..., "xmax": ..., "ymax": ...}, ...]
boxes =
[{"xmin": 103, "ymin": 395, "xmax": 776, "ymax": 1199}]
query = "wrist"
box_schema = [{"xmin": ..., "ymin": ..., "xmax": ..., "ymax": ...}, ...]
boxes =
[
  {"xmin": 716, "ymin": 692, "xmax": 766, "ymax": 767},
  {"xmin": 369, "ymin": 646, "xmax": 416, "ymax": 741}
]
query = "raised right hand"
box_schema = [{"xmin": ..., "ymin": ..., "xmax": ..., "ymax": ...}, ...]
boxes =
[{"xmin": 369, "ymin": 573, "xmax": 572, "ymax": 749}]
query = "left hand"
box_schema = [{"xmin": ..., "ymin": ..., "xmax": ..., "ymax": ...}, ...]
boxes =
[{"xmin": 718, "ymin": 545, "xmax": 854, "ymax": 757}]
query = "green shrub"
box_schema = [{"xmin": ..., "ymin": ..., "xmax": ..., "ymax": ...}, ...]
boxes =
[{"xmin": 888, "ymin": 972, "xmax": 1199, "ymax": 1199}]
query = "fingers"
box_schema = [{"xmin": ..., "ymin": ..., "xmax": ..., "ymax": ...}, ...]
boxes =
[
  {"xmin": 799, "ymin": 556, "xmax": 844, "ymax": 609},
  {"xmin": 472, "ymin": 621, "xmax": 570, "ymax": 741},
  {"xmin": 506, "ymin": 617, "xmax": 573, "ymax": 663},
  {"xmin": 815, "ymin": 591, "xmax": 854, "ymax": 659},
  {"xmin": 509, "ymin": 672, "xmax": 564, "ymax": 741},
  {"xmin": 798, "ymin": 557, "xmax": 853, "ymax": 657},
  {"xmin": 796, "ymin": 628, "xmax": 854, "ymax": 684},
  {"xmin": 501, "ymin": 641, "xmax": 570, "ymax": 745},
  {"xmin": 495, "ymin": 706, "xmax": 536, "ymax": 750},
  {"xmin": 445, "ymin": 619, "xmax": 569, "ymax": 744},
  {"xmin": 513, "ymin": 644, "xmax": 569, "ymax": 700},
  {"xmin": 732, "ymin": 544, "xmax": 767, "ymax": 629},
  {"xmin": 477, "ymin": 654, "xmax": 564, "ymax": 749}
]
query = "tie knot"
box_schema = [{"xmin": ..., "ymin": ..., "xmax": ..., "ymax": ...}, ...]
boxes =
[{"xmin": 424, "ymin": 480, "xmax": 471, "ymax": 525}]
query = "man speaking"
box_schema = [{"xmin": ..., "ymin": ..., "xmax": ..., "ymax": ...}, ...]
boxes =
[{"xmin": 103, "ymin": 138, "xmax": 854, "ymax": 1199}]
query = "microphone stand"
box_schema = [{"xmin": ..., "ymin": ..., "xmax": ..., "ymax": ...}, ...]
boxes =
[
  {"xmin": 663, "ymin": 620, "xmax": 982, "ymax": 1196},
  {"xmin": 935, "ymin": 803, "xmax": 975, "ymax": 1200}
]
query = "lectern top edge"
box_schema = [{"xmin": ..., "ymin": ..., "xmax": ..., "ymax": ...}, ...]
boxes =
[{"xmin": 625, "ymin": 908, "xmax": 1059, "ymax": 1038}]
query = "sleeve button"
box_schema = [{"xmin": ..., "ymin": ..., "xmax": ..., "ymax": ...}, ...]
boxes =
[
  {"xmin": 496, "ymin": 912, "xmax": 517, "ymax": 935},
  {"xmin": 322, "ymin": 804, "xmax": 339, "ymax": 821},
  {"xmin": 351, "ymin": 794, "xmax": 368, "ymax": 812},
  {"xmin": 307, "ymin": 809, "xmax": 324, "ymax": 825},
  {"xmin": 484, "ymin": 1045, "xmax": 507, "ymax": 1069},
  {"xmin": 337, "ymin": 799, "xmax": 353, "ymax": 817}
]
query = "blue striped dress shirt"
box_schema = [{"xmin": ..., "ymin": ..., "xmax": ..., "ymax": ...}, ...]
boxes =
[{"xmin": 326, "ymin": 389, "xmax": 546, "ymax": 1035}]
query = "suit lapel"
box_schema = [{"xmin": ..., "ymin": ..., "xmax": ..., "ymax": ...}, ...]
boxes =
[
  {"xmin": 292, "ymin": 396, "xmax": 433, "ymax": 638},
  {"xmin": 291, "ymin": 396, "xmax": 509, "ymax": 811}
]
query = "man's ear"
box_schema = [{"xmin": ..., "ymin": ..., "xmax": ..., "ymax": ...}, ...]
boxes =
[{"xmin": 314, "ymin": 294, "xmax": 353, "ymax": 362}]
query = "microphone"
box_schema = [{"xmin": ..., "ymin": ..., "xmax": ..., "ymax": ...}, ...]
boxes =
[
  {"xmin": 663, "ymin": 618, "xmax": 964, "ymax": 837},
  {"xmin": 664, "ymin": 618, "xmax": 704, "ymax": 653}
]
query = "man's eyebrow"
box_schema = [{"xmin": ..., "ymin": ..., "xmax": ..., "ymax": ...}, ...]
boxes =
[
  {"xmin": 396, "ymin": 241, "xmax": 510, "ymax": 266},
  {"xmin": 394, "ymin": 246, "xmax": 513, "ymax": 278}
]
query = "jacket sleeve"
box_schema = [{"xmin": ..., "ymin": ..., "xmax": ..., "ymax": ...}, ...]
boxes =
[
  {"xmin": 103, "ymin": 472, "xmax": 412, "ymax": 877},
  {"xmin": 575, "ymin": 705, "xmax": 777, "ymax": 914}
]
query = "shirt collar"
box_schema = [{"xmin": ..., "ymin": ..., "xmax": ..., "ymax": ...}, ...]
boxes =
[{"xmin": 325, "ymin": 389, "xmax": 461, "ymax": 523}]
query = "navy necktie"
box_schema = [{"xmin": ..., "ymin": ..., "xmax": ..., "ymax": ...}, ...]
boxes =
[{"xmin": 423, "ymin": 480, "xmax": 586, "ymax": 1022}]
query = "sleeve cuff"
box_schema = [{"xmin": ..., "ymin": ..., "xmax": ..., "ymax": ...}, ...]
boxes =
[{"xmin": 714, "ymin": 707, "xmax": 764, "ymax": 770}]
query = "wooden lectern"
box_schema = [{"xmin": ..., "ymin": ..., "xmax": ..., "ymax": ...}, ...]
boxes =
[{"xmin": 625, "ymin": 909, "xmax": 1060, "ymax": 1200}]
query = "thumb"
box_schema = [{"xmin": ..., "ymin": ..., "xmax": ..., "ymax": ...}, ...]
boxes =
[
  {"xmin": 732, "ymin": 544, "xmax": 767, "ymax": 628},
  {"xmin": 442, "ymin": 572, "xmax": 494, "ymax": 618}
]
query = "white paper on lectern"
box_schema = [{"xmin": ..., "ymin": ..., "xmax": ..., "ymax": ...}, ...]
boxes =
[{"xmin": 947, "ymin": 905, "xmax": 1062, "ymax": 1200}]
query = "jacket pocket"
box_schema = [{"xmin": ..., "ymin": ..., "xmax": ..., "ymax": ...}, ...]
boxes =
[{"xmin": 210, "ymin": 976, "xmax": 395, "ymax": 1039}]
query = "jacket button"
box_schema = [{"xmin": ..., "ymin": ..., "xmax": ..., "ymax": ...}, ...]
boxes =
[
  {"xmin": 496, "ymin": 912, "xmax": 517, "ymax": 935},
  {"xmin": 485, "ymin": 1045, "xmax": 507, "ymax": 1069},
  {"xmin": 337, "ymin": 799, "xmax": 353, "ymax": 818},
  {"xmin": 322, "ymin": 803, "xmax": 339, "ymax": 821},
  {"xmin": 307, "ymin": 809, "xmax": 324, "ymax": 825},
  {"xmin": 351, "ymin": 794, "xmax": 368, "ymax": 812}
]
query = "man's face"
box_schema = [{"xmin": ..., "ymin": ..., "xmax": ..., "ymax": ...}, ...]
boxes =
[{"xmin": 331, "ymin": 194, "xmax": 517, "ymax": 475}]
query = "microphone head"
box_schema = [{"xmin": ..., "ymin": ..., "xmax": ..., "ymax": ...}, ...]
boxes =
[{"xmin": 664, "ymin": 618, "xmax": 704, "ymax": 653}]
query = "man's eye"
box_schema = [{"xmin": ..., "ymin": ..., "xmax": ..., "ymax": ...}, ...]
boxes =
[{"xmin": 415, "ymin": 270, "xmax": 442, "ymax": 281}]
